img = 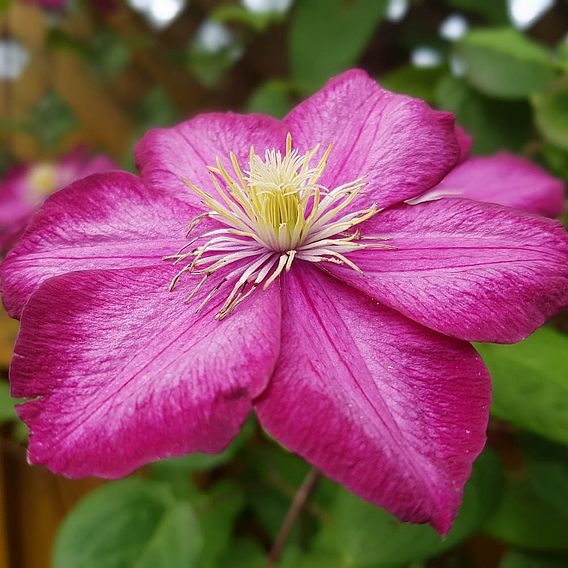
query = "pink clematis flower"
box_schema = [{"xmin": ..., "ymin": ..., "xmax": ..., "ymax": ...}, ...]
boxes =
[
  {"xmin": 415, "ymin": 146, "xmax": 565, "ymax": 217},
  {"xmin": 2, "ymin": 70, "xmax": 568, "ymax": 534},
  {"xmin": 0, "ymin": 148, "xmax": 117, "ymax": 252}
]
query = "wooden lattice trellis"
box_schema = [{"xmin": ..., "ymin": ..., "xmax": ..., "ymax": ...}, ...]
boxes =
[{"xmin": 0, "ymin": 0, "xmax": 215, "ymax": 163}]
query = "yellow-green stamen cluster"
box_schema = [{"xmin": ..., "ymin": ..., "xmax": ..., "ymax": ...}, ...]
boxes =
[{"xmin": 166, "ymin": 133, "xmax": 392, "ymax": 319}]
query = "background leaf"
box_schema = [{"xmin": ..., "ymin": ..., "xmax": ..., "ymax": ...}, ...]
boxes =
[
  {"xmin": 447, "ymin": 0, "xmax": 508, "ymax": 24},
  {"xmin": 380, "ymin": 66, "xmax": 447, "ymax": 105},
  {"xmin": 194, "ymin": 480, "xmax": 246, "ymax": 568},
  {"xmin": 290, "ymin": 0, "xmax": 387, "ymax": 92},
  {"xmin": 500, "ymin": 550, "xmax": 568, "ymax": 568},
  {"xmin": 247, "ymin": 81, "xmax": 295, "ymax": 118},
  {"xmin": 218, "ymin": 538, "xmax": 266, "ymax": 568},
  {"xmin": 521, "ymin": 436, "xmax": 568, "ymax": 523},
  {"xmin": 53, "ymin": 479, "xmax": 202, "ymax": 568},
  {"xmin": 485, "ymin": 437, "xmax": 568, "ymax": 551},
  {"xmin": 435, "ymin": 75, "xmax": 531, "ymax": 153},
  {"xmin": 476, "ymin": 327, "xmax": 568, "ymax": 446},
  {"xmin": 455, "ymin": 28, "xmax": 557, "ymax": 99},
  {"xmin": 312, "ymin": 449, "xmax": 503, "ymax": 566},
  {"xmin": 0, "ymin": 381, "xmax": 17, "ymax": 422},
  {"xmin": 533, "ymin": 84, "xmax": 568, "ymax": 151}
]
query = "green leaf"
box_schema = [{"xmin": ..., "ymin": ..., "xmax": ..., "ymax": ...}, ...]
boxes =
[
  {"xmin": 435, "ymin": 75, "xmax": 532, "ymax": 153},
  {"xmin": 541, "ymin": 143, "xmax": 568, "ymax": 180},
  {"xmin": 218, "ymin": 538, "xmax": 265, "ymax": 568},
  {"xmin": 46, "ymin": 29, "xmax": 91, "ymax": 58},
  {"xmin": 500, "ymin": 550, "xmax": 568, "ymax": 568},
  {"xmin": 313, "ymin": 449, "xmax": 503, "ymax": 566},
  {"xmin": 533, "ymin": 84, "xmax": 568, "ymax": 151},
  {"xmin": 250, "ymin": 484, "xmax": 301, "ymax": 542},
  {"xmin": 485, "ymin": 446, "xmax": 568, "ymax": 551},
  {"xmin": 487, "ymin": 486, "xmax": 568, "ymax": 550},
  {"xmin": 90, "ymin": 30, "xmax": 130, "ymax": 81},
  {"xmin": 290, "ymin": 0, "xmax": 387, "ymax": 92},
  {"xmin": 53, "ymin": 479, "xmax": 202, "ymax": 568},
  {"xmin": 136, "ymin": 503, "xmax": 200, "ymax": 568},
  {"xmin": 279, "ymin": 547, "xmax": 343, "ymax": 568},
  {"xmin": 188, "ymin": 23, "xmax": 243, "ymax": 88},
  {"xmin": 447, "ymin": 0, "xmax": 508, "ymax": 24},
  {"xmin": 476, "ymin": 327, "xmax": 568, "ymax": 446},
  {"xmin": 133, "ymin": 87, "xmax": 178, "ymax": 131},
  {"xmin": 520, "ymin": 436, "xmax": 568, "ymax": 523},
  {"xmin": 212, "ymin": 5, "xmax": 283, "ymax": 32},
  {"xmin": 246, "ymin": 443, "xmax": 318, "ymax": 540},
  {"xmin": 194, "ymin": 480, "xmax": 246, "ymax": 568},
  {"xmin": 247, "ymin": 81, "xmax": 295, "ymax": 119},
  {"xmin": 0, "ymin": 382, "xmax": 18, "ymax": 423},
  {"xmin": 30, "ymin": 92, "xmax": 78, "ymax": 150},
  {"xmin": 380, "ymin": 66, "xmax": 447, "ymax": 105},
  {"xmin": 455, "ymin": 28, "xmax": 557, "ymax": 99},
  {"xmin": 188, "ymin": 49, "xmax": 241, "ymax": 88},
  {"xmin": 558, "ymin": 41, "xmax": 568, "ymax": 74}
]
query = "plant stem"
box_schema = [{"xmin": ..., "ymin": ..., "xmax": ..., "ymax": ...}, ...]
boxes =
[{"xmin": 266, "ymin": 467, "xmax": 320, "ymax": 567}]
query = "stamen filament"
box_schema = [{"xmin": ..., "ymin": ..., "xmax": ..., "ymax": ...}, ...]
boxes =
[{"xmin": 167, "ymin": 134, "xmax": 393, "ymax": 318}]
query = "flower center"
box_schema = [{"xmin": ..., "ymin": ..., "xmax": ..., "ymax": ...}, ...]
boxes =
[
  {"xmin": 166, "ymin": 133, "xmax": 392, "ymax": 319},
  {"xmin": 27, "ymin": 163, "xmax": 58, "ymax": 203}
]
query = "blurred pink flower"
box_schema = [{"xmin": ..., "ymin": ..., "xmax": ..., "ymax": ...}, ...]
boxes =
[
  {"xmin": 2, "ymin": 70, "xmax": 568, "ymax": 534},
  {"xmin": 413, "ymin": 144, "xmax": 565, "ymax": 217},
  {"xmin": 24, "ymin": 0, "xmax": 67, "ymax": 10},
  {"xmin": 23, "ymin": 0, "xmax": 116, "ymax": 13},
  {"xmin": 0, "ymin": 148, "xmax": 117, "ymax": 252}
]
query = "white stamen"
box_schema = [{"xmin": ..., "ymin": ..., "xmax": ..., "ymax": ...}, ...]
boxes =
[{"xmin": 166, "ymin": 133, "xmax": 392, "ymax": 318}]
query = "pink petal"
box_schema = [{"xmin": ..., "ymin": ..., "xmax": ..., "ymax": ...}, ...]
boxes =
[
  {"xmin": 255, "ymin": 264, "xmax": 490, "ymax": 534},
  {"xmin": 421, "ymin": 152, "xmax": 565, "ymax": 217},
  {"xmin": 455, "ymin": 126, "xmax": 473, "ymax": 163},
  {"xmin": 284, "ymin": 69, "xmax": 461, "ymax": 209},
  {"xmin": 0, "ymin": 166, "xmax": 32, "ymax": 252},
  {"xmin": 12, "ymin": 265, "xmax": 281, "ymax": 478},
  {"xmin": 79, "ymin": 154, "xmax": 117, "ymax": 175},
  {"xmin": 0, "ymin": 165, "xmax": 32, "ymax": 228},
  {"xmin": 1, "ymin": 171, "xmax": 199, "ymax": 319},
  {"xmin": 323, "ymin": 199, "xmax": 568, "ymax": 343},
  {"xmin": 58, "ymin": 148, "xmax": 118, "ymax": 182},
  {"xmin": 0, "ymin": 152, "xmax": 118, "ymax": 254},
  {"xmin": 136, "ymin": 113, "xmax": 287, "ymax": 210}
]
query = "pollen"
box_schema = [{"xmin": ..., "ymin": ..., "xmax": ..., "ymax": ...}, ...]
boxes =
[
  {"xmin": 27, "ymin": 163, "xmax": 58, "ymax": 200},
  {"xmin": 165, "ymin": 133, "xmax": 393, "ymax": 319}
]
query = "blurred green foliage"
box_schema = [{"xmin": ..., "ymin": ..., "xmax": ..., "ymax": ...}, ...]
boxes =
[
  {"xmin": 477, "ymin": 328, "xmax": 568, "ymax": 446},
  {"xmin": 311, "ymin": 450, "xmax": 503, "ymax": 566},
  {"xmin": 53, "ymin": 479, "xmax": 203, "ymax": 568},
  {"xmin": 53, "ymin": 431, "xmax": 511, "ymax": 568},
  {"xmin": 290, "ymin": 0, "xmax": 387, "ymax": 92},
  {"xmin": 0, "ymin": 92, "xmax": 77, "ymax": 151},
  {"xmin": 455, "ymin": 28, "xmax": 558, "ymax": 99}
]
